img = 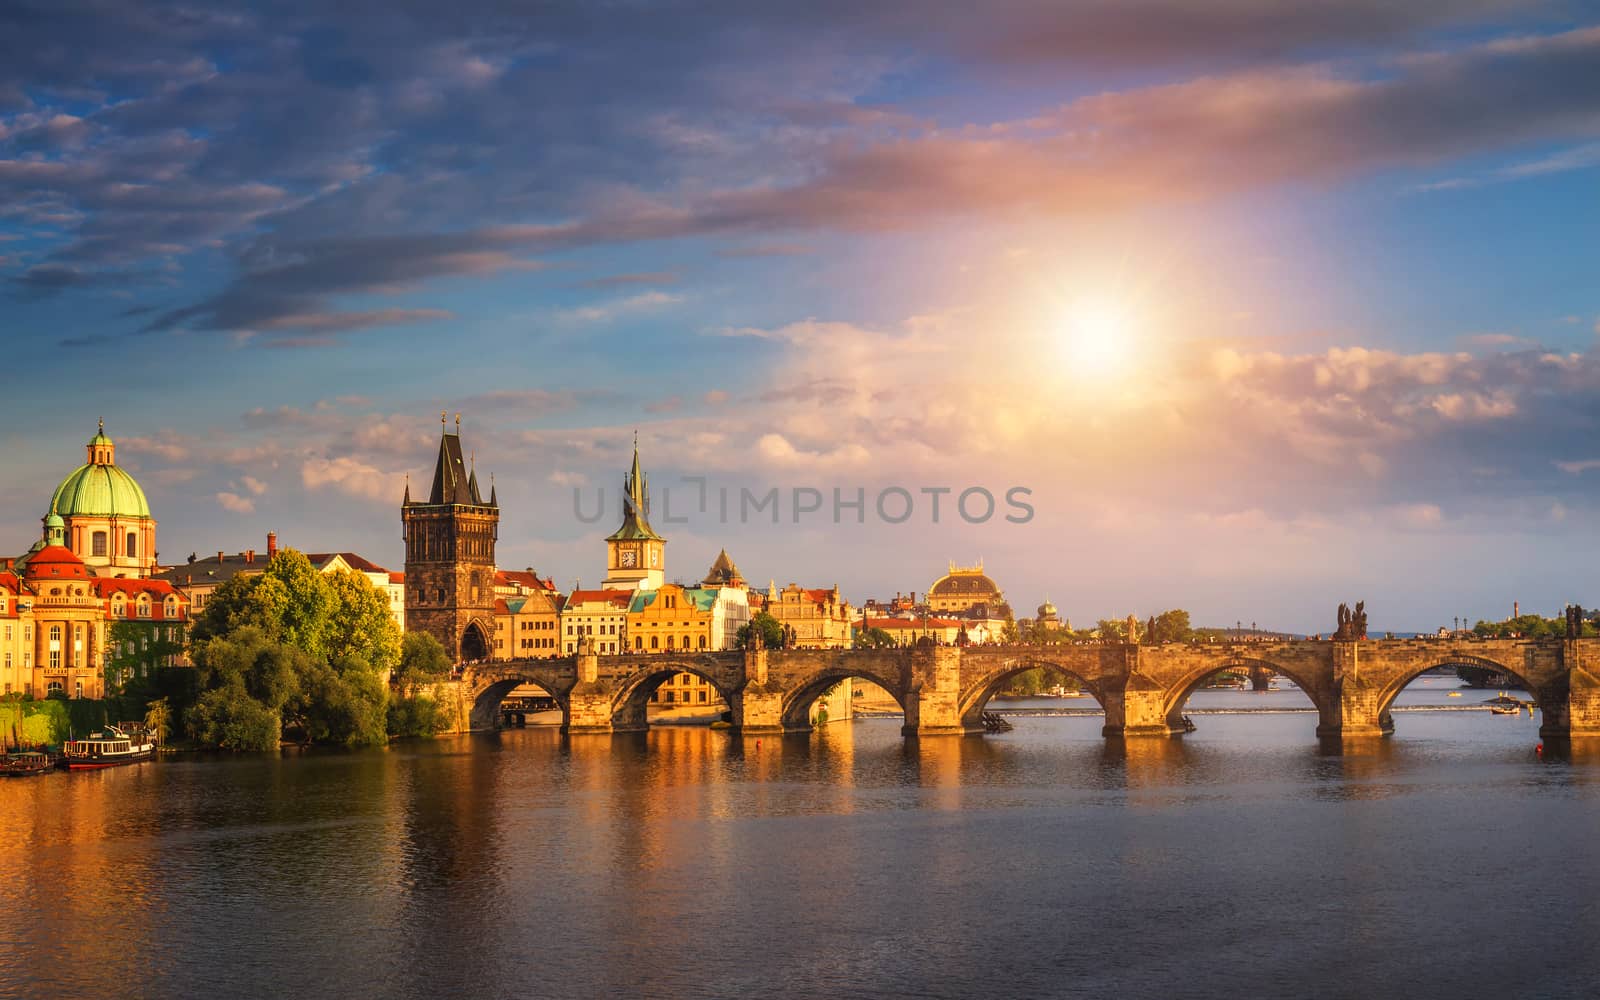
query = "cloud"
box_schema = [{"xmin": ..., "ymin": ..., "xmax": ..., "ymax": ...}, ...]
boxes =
[
  {"xmin": 550, "ymin": 290, "xmax": 684, "ymax": 325},
  {"xmin": 1555, "ymin": 459, "xmax": 1600, "ymax": 475},
  {"xmin": 215, "ymin": 491, "xmax": 255, "ymax": 514},
  {"xmin": 574, "ymin": 271, "xmax": 679, "ymax": 289},
  {"xmin": 301, "ymin": 455, "xmax": 404, "ymax": 504},
  {"xmin": 240, "ymin": 475, "xmax": 267, "ymax": 496}
]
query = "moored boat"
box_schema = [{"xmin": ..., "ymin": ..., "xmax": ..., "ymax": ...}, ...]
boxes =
[
  {"xmin": 1, "ymin": 751, "xmax": 58, "ymax": 777},
  {"xmin": 59, "ymin": 725, "xmax": 155, "ymax": 770}
]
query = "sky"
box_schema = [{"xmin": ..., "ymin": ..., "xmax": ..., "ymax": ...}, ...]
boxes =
[{"xmin": 2, "ymin": 0, "xmax": 1599, "ymax": 634}]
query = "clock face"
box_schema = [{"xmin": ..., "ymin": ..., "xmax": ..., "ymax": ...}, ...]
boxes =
[{"xmin": 620, "ymin": 549, "xmax": 637, "ymax": 568}]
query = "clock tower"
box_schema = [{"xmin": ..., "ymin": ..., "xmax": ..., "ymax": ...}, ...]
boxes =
[{"xmin": 601, "ymin": 435, "xmax": 665, "ymax": 591}]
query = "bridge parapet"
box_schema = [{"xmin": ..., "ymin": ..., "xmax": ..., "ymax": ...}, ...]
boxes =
[{"xmin": 459, "ymin": 636, "xmax": 1600, "ymax": 740}]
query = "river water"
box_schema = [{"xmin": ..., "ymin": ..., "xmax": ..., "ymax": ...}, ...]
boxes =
[{"xmin": 4, "ymin": 676, "xmax": 1598, "ymax": 1000}]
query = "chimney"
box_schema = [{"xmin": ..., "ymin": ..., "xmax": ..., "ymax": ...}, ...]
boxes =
[
  {"xmin": 245, "ymin": 549, "xmax": 255, "ymax": 564},
  {"xmin": 1513, "ymin": 601, "xmax": 1519, "ymax": 619},
  {"xmin": 267, "ymin": 531, "xmax": 278, "ymax": 558},
  {"xmin": 217, "ymin": 551, "xmax": 225, "ymax": 564}
]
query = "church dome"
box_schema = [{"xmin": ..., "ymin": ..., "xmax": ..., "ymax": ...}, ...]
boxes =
[
  {"xmin": 928, "ymin": 567, "xmax": 1001, "ymax": 598},
  {"xmin": 48, "ymin": 424, "xmax": 152, "ymax": 520},
  {"xmin": 1037, "ymin": 601, "xmax": 1058, "ymax": 619}
]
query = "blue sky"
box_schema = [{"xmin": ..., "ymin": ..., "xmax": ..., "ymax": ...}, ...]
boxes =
[{"xmin": 3, "ymin": 1, "xmax": 1599, "ymax": 632}]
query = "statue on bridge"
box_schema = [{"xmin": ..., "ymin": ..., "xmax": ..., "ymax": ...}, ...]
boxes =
[
  {"xmin": 1334, "ymin": 601, "xmax": 1369, "ymax": 640},
  {"xmin": 1566, "ymin": 604, "xmax": 1586, "ymax": 639}
]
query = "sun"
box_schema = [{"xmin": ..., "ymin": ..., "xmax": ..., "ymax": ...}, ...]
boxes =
[{"xmin": 1061, "ymin": 297, "xmax": 1134, "ymax": 376}]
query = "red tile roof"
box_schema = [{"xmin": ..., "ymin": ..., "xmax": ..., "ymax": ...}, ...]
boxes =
[
  {"xmin": 496, "ymin": 569, "xmax": 556, "ymax": 591},
  {"xmin": 565, "ymin": 588, "xmax": 633, "ymax": 608},
  {"xmin": 23, "ymin": 545, "xmax": 92, "ymax": 580}
]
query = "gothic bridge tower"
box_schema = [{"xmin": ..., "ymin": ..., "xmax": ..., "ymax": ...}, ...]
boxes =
[{"xmin": 402, "ymin": 413, "xmax": 500, "ymax": 661}]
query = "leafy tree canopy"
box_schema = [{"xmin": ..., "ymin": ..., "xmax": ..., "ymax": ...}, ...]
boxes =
[{"xmin": 736, "ymin": 611, "xmax": 787, "ymax": 649}]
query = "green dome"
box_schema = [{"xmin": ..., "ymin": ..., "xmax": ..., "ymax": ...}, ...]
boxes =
[{"xmin": 50, "ymin": 463, "xmax": 151, "ymax": 519}]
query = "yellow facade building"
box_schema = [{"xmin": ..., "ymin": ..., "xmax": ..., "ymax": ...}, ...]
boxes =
[
  {"xmin": 763, "ymin": 582, "xmax": 854, "ymax": 649},
  {"xmin": 494, "ymin": 588, "xmax": 564, "ymax": 659}
]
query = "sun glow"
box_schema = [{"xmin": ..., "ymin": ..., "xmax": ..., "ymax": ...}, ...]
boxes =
[{"xmin": 1061, "ymin": 297, "xmax": 1135, "ymax": 376}]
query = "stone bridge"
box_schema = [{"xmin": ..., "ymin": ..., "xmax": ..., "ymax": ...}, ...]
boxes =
[{"xmin": 460, "ymin": 637, "xmax": 1600, "ymax": 740}]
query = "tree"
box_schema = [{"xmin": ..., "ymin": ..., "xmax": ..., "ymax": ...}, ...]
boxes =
[
  {"xmin": 143, "ymin": 697, "xmax": 170, "ymax": 744},
  {"xmin": 1094, "ymin": 618, "xmax": 1126, "ymax": 643},
  {"xmin": 394, "ymin": 631, "xmax": 450, "ymax": 693},
  {"xmin": 182, "ymin": 549, "xmax": 402, "ymax": 749},
  {"xmin": 190, "ymin": 550, "xmax": 400, "ymax": 673},
  {"xmin": 1146, "ymin": 609, "xmax": 1193, "ymax": 644},
  {"xmin": 736, "ymin": 611, "xmax": 787, "ymax": 649},
  {"xmin": 855, "ymin": 627, "xmax": 897, "ymax": 650}
]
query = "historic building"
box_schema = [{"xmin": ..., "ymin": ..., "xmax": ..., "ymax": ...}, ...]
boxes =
[
  {"xmin": 600, "ymin": 437, "xmax": 665, "ymax": 591},
  {"xmin": 763, "ymin": 581, "xmax": 855, "ymax": 649},
  {"xmin": 98, "ymin": 575, "xmax": 189, "ymax": 692},
  {"xmin": 627, "ymin": 581, "xmax": 750, "ymax": 654},
  {"xmin": 926, "ymin": 561, "xmax": 1009, "ymax": 616},
  {"xmin": 561, "ymin": 589, "xmax": 631, "ymax": 655},
  {"xmin": 0, "ymin": 515, "xmax": 188, "ymax": 699},
  {"xmin": 861, "ymin": 614, "xmax": 989, "ymax": 647},
  {"xmin": 42, "ymin": 421, "xmax": 157, "ymax": 578},
  {"xmin": 402, "ymin": 415, "xmax": 500, "ymax": 662},
  {"xmin": 494, "ymin": 588, "xmax": 564, "ymax": 660}
]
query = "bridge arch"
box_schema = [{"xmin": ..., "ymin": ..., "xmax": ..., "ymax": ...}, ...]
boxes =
[
  {"xmin": 468, "ymin": 673, "xmax": 568, "ymax": 732},
  {"xmin": 958, "ymin": 656, "xmax": 1108, "ymax": 730},
  {"xmin": 781, "ymin": 664, "xmax": 906, "ymax": 733},
  {"xmin": 609, "ymin": 658, "xmax": 741, "ymax": 731},
  {"xmin": 1374, "ymin": 653, "xmax": 1550, "ymax": 730},
  {"xmin": 1162, "ymin": 656, "xmax": 1334, "ymax": 733}
]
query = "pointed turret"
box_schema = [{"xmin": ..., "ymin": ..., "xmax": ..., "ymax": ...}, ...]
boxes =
[
  {"xmin": 466, "ymin": 451, "xmax": 482, "ymax": 505},
  {"xmin": 607, "ymin": 432, "xmax": 662, "ymax": 542},
  {"xmin": 489, "ymin": 474, "xmax": 498, "ymax": 508},
  {"xmin": 703, "ymin": 548, "xmax": 743, "ymax": 588},
  {"xmin": 403, "ymin": 475, "xmax": 412, "ymax": 505}
]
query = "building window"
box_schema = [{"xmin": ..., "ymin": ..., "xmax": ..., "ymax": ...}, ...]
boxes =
[
  {"xmin": 92, "ymin": 532, "xmax": 108, "ymax": 557},
  {"xmin": 699, "ymin": 635, "xmax": 708, "ymax": 650},
  {"xmin": 47, "ymin": 681, "xmax": 62, "ymax": 694},
  {"xmin": 127, "ymin": 532, "xmax": 138, "ymax": 558},
  {"xmin": 650, "ymin": 635, "xmax": 658, "ymax": 649},
  {"xmin": 75, "ymin": 681, "xmax": 84, "ymax": 699}
]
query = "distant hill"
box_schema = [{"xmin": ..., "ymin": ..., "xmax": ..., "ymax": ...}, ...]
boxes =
[{"xmin": 1193, "ymin": 626, "xmax": 1302, "ymax": 641}]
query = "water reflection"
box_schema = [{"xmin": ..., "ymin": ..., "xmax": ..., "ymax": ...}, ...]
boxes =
[{"xmin": 6, "ymin": 712, "xmax": 1600, "ymax": 998}]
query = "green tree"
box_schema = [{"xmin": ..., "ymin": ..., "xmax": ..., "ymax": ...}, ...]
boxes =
[
  {"xmin": 183, "ymin": 550, "xmax": 402, "ymax": 750},
  {"xmin": 189, "ymin": 683, "xmax": 282, "ymax": 751},
  {"xmin": 323, "ymin": 570, "xmax": 403, "ymax": 673},
  {"xmin": 143, "ymin": 697, "xmax": 170, "ymax": 744},
  {"xmin": 855, "ymin": 627, "xmax": 897, "ymax": 649},
  {"xmin": 395, "ymin": 631, "xmax": 450, "ymax": 693},
  {"xmin": 736, "ymin": 611, "xmax": 787, "ymax": 649},
  {"xmin": 1146, "ymin": 609, "xmax": 1193, "ymax": 644},
  {"xmin": 1094, "ymin": 618, "xmax": 1126, "ymax": 643}
]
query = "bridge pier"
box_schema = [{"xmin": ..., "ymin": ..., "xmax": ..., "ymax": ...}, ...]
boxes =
[
  {"xmin": 1558, "ymin": 638, "xmax": 1600, "ymax": 738},
  {"xmin": 566, "ymin": 648, "xmax": 616, "ymax": 734},
  {"xmin": 910, "ymin": 645, "xmax": 982, "ymax": 736},
  {"xmin": 737, "ymin": 647, "xmax": 794, "ymax": 735}
]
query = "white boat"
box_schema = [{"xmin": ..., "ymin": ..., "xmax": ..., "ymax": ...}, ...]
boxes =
[{"xmin": 61, "ymin": 724, "xmax": 156, "ymax": 770}]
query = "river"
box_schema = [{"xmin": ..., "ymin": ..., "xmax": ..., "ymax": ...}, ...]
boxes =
[{"xmin": 3, "ymin": 675, "xmax": 1597, "ymax": 999}]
